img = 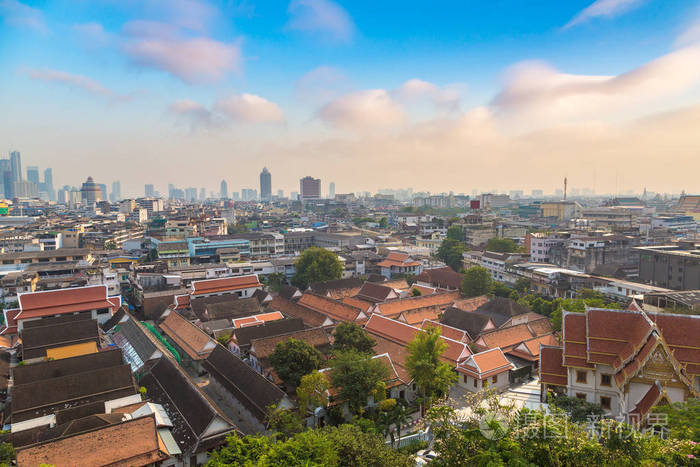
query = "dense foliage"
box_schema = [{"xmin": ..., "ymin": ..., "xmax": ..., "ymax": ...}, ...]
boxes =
[
  {"xmin": 332, "ymin": 322, "xmax": 376, "ymax": 354},
  {"xmin": 515, "ymin": 289, "xmax": 621, "ymax": 331},
  {"xmin": 405, "ymin": 327, "xmax": 457, "ymax": 409},
  {"xmin": 653, "ymin": 398, "xmax": 700, "ymax": 442},
  {"xmin": 291, "ymin": 247, "xmax": 344, "ymax": 289},
  {"xmin": 445, "ymin": 225, "xmax": 463, "ymax": 242},
  {"xmin": 436, "ymin": 238, "xmax": 464, "ymax": 271},
  {"xmin": 461, "ymin": 266, "xmax": 493, "ymax": 297},
  {"xmin": 329, "ymin": 350, "xmax": 389, "ymax": 415},
  {"xmin": 207, "ymin": 424, "xmax": 413, "ymax": 467},
  {"xmin": 269, "ymin": 338, "xmax": 323, "ymax": 388},
  {"xmin": 485, "ymin": 237, "xmax": 519, "ymax": 253}
]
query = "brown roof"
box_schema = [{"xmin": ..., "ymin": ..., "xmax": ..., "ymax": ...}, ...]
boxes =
[
  {"xmin": 629, "ymin": 381, "xmax": 664, "ymax": 422},
  {"xmin": 297, "ymin": 293, "xmax": 365, "ymax": 323},
  {"xmin": 377, "ymin": 252, "xmax": 420, "ymax": 268},
  {"xmin": 420, "ymin": 319, "xmax": 468, "ymax": 342},
  {"xmin": 355, "ymin": 282, "xmax": 398, "ymax": 303},
  {"xmin": 341, "ymin": 296, "xmax": 373, "ymax": 313},
  {"xmin": 475, "ymin": 323, "xmax": 535, "ymax": 352},
  {"xmin": 539, "ymin": 346, "xmax": 568, "ymax": 386},
  {"xmin": 371, "ymin": 335, "xmax": 412, "ymax": 383},
  {"xmin": 397, "ymin": 307, "xmax": 441, "ymax": 325},
  {"xmin": 250, "ymin": 327, "xmax": 331, "ymax": 362},
  {"xmin": 452, "ymin": 295, "xmax": 490, "ymax": 311},
  {"xmin": 15, "ymin": 285, "xmax": 117, "ymax": 320},
  {"xmin": 374, "ymin": 291, "xmax": 460, "ymax": 318},
  {"xmin": 457, "ymin": 348, "xmax": 513, "ymax": 379},
  {"xmin": 416, "ymin": 267, "xmax": 463, "ymax": 290},
  {"xmin": 309, "ymin": 278, "xmax": 363, "ymax": 299},
  {"xmin": 268, "ymin": 296, "xmax": 333, "ymax": 327},
  {"xmin": 160, "ymin": 310, "xmax": 215, "ymax": 360},
  {"xmin": 562, "ymin": 312, "xmax": 594, "ymax": 369},
  {"xmin": 191, "ymin": 275, "xmax": 261, "ymax": 295},
  {"xmin": 15, "ymin": 415, "xmax": 168, "ymax": 467}
]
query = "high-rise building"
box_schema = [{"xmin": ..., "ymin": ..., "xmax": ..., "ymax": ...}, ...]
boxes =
[
  {"xmin": 111, "ymin": 181, "xmax": 121, "ymax": 202},
  {"xmin": 43, "ymin": 168, "xmax": 55, "ymax": 201},
  {"xmin": 185, "ymin": 187, "xmax": 197, "ymax": 202},
  {"xmin": 300, "ymin": 176, "xmax": 321, "ymax": 200},
  {"xmin": 0, "ymin": 159, "xmax": 11, "ymax": 198},
  {"xmin": 26, "ymin": 166, "xmax": 40, "ymax": 186},
  {"xmin": 260, "ymin": 167, "xmax": 271, "ymax": 201},
  {"xmin": 10, "ymin": 151, "xmax": 21, "ymax": 183},
  {"xmin": 291, "ymin": 191, "xmax": 298, "ymax": 201},
  {"xmin": 277, "ymin": 189, "xmax": 284, "ymax": 198},
  {"xmin": 145, "ymin": 184, "xmax": 155, "ymax": 198},
  {"xmin": 199, "ymin": 187, "xmax": 206, "ymax": 200},
  {"xmin": 80, "ymin": 176, "xmax": 102, "ymax": 204},
  {"xmin": 329, "ymin": 182, "xmax": 335, "ymax": 199},
  {"xmin": 232, "ymin": 191, "xmax": 240, "ymax": 201},
  {"xmin": 220, "ymin": 180, "xmax": 228, "ymax": 199},
  {"xmin": 97, "ymin": 183, "xmax": 108, "ymax": 201},
  {"xmin": 14, "ymin": 180, "xmax": 38, "ymax": 198}
]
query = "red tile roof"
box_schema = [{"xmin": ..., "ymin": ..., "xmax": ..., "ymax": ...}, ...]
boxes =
[
  {"xmin": 539, "ymin": 346, "xmax": 568, "ymax": 387},
  {"xmin": 508, "ymin": 334, "xmax": 559, "ymax": 361},
  {"xmin": 174, "ymin": 294, "xmax": 190, "ymax": 309},
  {"xmin": 452, "ymin": 295, "xmax": 490, "ymax": 312},
  {"xmin": 297, "ymin": 293, "xmax": 366, "ymax": 323},
  {"xmin": 232, "ymin": 311, "xmax": 284, "ymax": 328},
  {"xmin": 457, "ymin": 348, "xmax": 513, "ymax": 380},
  {"xmin": 629, "ymin": 381, "xmax": 663, "ymax": 423},
  {"xmin": 562, "ymin": 312, "xmax": 594, "ymax": 369},
  {"xmin": 191, "ymin": 275, "xmax": 262, "ymax": 295},
  {"xmin": 416, "ymin": 267, "xmax": 463, "ymax": 290},
  {"xmin": 377, "ymin": 252, "xmax": 420, "ymax": 268},
  {"xmin": 13, "ymin": 285, "xmax": 118, "ymax": 322},
  {"xmin": 420, "ymin": 319, "xmax": 468, "ymax": 342},
  {"xmin": 474, "ymin": 323, "xmax": 535, "ymax": 352},
  {"xmin": 267, "ymin": 296, "xmax": 333, "ymax": 328},
  {"xmin": 373, "ymin": 291, "xmax": 460, "ymax": 318},
  {"xmin": 160, "ymin": 310, "xmax": 216, "ymax": 360}
]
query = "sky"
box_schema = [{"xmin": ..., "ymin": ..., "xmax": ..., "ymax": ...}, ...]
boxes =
[{"xmin": 2, "ymin": 0, "xmax": 700, "ymax": 198}]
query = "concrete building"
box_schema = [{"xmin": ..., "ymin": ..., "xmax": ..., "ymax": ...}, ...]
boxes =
[
  {"xmin": 260, "ymin": 167, "xmax": 271, "ymax": 202},
  {"xmin": 80, "ymin": 176, "xmax": 102, "ymax": 204},
  {"xmin": 637, "ymin": 242, "xmax": 700, "ymax": 290},
  {"xmin": 300, "ymin": 176, "xmax": 321, "ymax": 200},
  {"xmin": 144, "ymin": 184, "xmax": 154, "ymax": 198},
  {"xmin": 220, "ymin": 180, "xmax": 228, "ymax": 199},
  {"xmin": 541, "ymin": 201, "xmax": 582, "ymax": 221}
]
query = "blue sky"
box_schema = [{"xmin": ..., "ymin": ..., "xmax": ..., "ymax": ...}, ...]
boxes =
[{"xmin": 2, "ymin": 0, "xmax": 700, "ymax": 196}]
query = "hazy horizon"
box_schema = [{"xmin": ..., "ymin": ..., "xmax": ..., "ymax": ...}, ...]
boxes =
[{"xmin": 2, "ymin": 0, "xmax": 700, "ymax": 197}]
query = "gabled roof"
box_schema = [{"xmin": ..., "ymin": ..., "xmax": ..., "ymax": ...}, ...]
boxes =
[
  {"xmin": 278, "ymin": 285, "xmax": 302, "ymax": 301},
  {"xmin": 250, "ymin": 327, "xmax": 331, "ymax": 362},
  {"xmin": 159, "ymin": 310, "xmax": 216, "ymax": 360},
  {"xmin": 267, "ymin": 296, "xmax": 334, "ymax": 328},
  {"xmin": 452, "ymin": 295, "xmax": 490, "ymax": 312},
  {"xmin": 539, "ymin": 346, "xmax": 568, "ymax": 387},
  {"xmin": 420, "ymin": 319, "xmax": 468, "ymax": 342},
  {"xmin": 507, "ymin": 334, "xmax": 559, "ymax": 361},
  {"xmin": 205, "ymin": 297, "xmax": 261, "ymax": 321},
  {"xmin": 113, "ymin": 318, "xmax": 161, "ymax": 368},
  {"xmin": 297, "ymin": 293, "xmax": 366, "ymax": 323},
  {"xmin": 202, "ymin": 346, "xmax": 288, "ymax": 423},
  {"xmin": 231, "ymin": 318, "xmax": 305, "ymax": 353},
  {"xmin": 21, "ymin": 319, "xmax": 99, "ymax": 360},
  {"xmin": 341, "ymin": 296, "xmax": 373, "ymax": 313},
  {"xmin": 138, "ymin": 356, "xmax": 234, "ymax": 453},
  {"xmin": 15, "ymin": 415, "xmax": 169, "ymax": 467},
  {"xmin": 440, "ymin": 307, "xmax": 494, "ymax": 340},
  {"xmin": 474, "ymin": 297, "xmax": 531, "ymax": 326},
  {"xmin": 474, "ymin": 323, "xmax": 536, "ymax": 352},
  {"xmin": 13, "ymin": 285, "xmax": 118, "ymax": 322},
  {"xmin": 377, "ymin": 252, "xmax": 420, "ymax": 268},
  {"xmin": 232, "ymin": 311, "xmax": 285, "ymax": 328},
  {"xmin": 629, "ymin": 381, "xmax": 664, "ymax": 422},
  {"xmin": 373, "ymin": 291, "xmax": 460, "ymax": 318},
  {"xmin": 416, "ymin": 267, "xmax": 463, "ymax": 290},
  {"xmin": 355, "ymin": 282, "xmax": 399, "ymax": 304},
  {"xmin": 457, "ymin": 348, "xmax": 514, "ymax": 380},
  {"xmin": 191, "ymin": 275, "xmax": 262, "ymax": 295},
  {"xmin": 309, "ymin": 277, "xmax": 363, "ymax": 299}
]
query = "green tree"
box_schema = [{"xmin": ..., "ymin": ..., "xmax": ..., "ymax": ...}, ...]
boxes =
[
  {"xmin": 332, "ymin": 322, "xmax": 376, "ymax": 354},
  {"xmin": 265, "ymin": 272, "xmax": 286, "ymax": 293},
  {"xmin": 379, "ymin": 217, "xmax": 388, "ymax": 229},
  {"xmin": 270, "ymin": 339, "xmax": 323, "ymax": 388},
  {"xmin": 291, "ymin": 247, "xmax": 344, "ymax": 289},
  {"xmin": 0, "ymin": 442, "xmax": 14, "ymax": 466},
  {"xmin": 266, "ymin": 406, "xmax": 305, "ymax": 441},
  {"xmin": 411, "ymin": 287, "xmax": 422, "ymax": 296},
  {"xmin": 653, "ymin": 398, "xmax": 700, "ymax": 441},
  {"xmin": 405, "ymin": 327, "xmax": 457, "ymax": 409},
  {"xmin": 550, "ymin": 394, "xmax": 604, "ymax": 423},
  {"xmin": 216, "ymin": 332, "xmax": 231, "ymax": 347},
  {"xmin": 446, "ymin": 225, "xmax": 463, "ymax": 241},
  {"xmin": 491, "ymin": 281, "xmax": 512, "ymax": 298},
  {"xmin": 329, "ymin": 350, "xmax": 389, "ymax": 416},
  {"xmin": 461, "ymin": 266, "xmax": 493, "ymax": 297},
  {"xmin": 104, "ymin": 240, "xmax": 117, "ymax": 250},
  {"xmin": 296, "ymin": 371, "xmax": 330, "ymax": 417},
  {"xmin": 436, "ymin": 238, "xmax": 464, "ymax": 271},
  {"xmin": 485, "ymin": 237, "xmax": 519, "ymax": 253}
]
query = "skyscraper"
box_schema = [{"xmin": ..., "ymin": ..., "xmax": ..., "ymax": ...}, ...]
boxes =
[
  {"xmin": 260, "ymin": 167, "xmax": 271, "ymax": 202},
  {"xmin": 111, "ymin": 181, "xmax": 121, "ymax": 202},
  {"xmin": 220, "ymin": 180, "xmax": 228, "ymax": 199},
  {"xmin": 329, "ymin": 182, "xmax": 335, "ymax": 199},
  {"xmin": 44, "ymin": 168, "xmax": 54, "ymax": 200},
  {"xmin": 199, "ymin": 187, "xmax": 206, "ymax": 200},
  {"xmin": 10, "ymin": 151, "xmax": 21, "ymax": 183},
  {"xmin": 0, "ymin": 159, "xmax": 11, "ymax": 198},
  {"xmin": 80, "ymin": 176, "xmax": 102, "ymax": 204},
  {"xmin": 145, "ymin": 184, "xmax": 154, "ymax": 197},
  {"xmin": 26, "ymin": 166, "xmax": 40, "ymax": 186},
  {"xmin": 300, "ymin": 176, "xmax": 321, "ymax": 200}
]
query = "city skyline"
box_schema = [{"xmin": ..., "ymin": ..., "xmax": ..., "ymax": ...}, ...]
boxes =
[{"xmin": 2, "ymin": 1, "xmax": 700, "ymax": 195}]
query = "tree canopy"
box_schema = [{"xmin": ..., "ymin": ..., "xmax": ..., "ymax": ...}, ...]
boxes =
[
  {"xmin": 269, "ymin": 339, "xmax": 323, "ymax": 388},
  {"xmin": 461, "ymin": 266, "xmax": 493, "ymax": 297},
  {"xmin": 405, "ymin": 327, "xmax": 457, "ymax": 408},
  {"xmin": 332, "ymin": 322, "xmax": 376, "ymax": 354},
  {"xmin": 296, "ymin": 371, "xmax": 330, "ymax": 416},
  {"xmin": 291, "ymin": 247, "xmax": 344, "ymax": 289},
  {"xmin": 436, "ymin": 238, "xmax": 464, "ymax": 271},
  {"xmin": 329, "ymin": 350, "xmax": 389, "ymax": 415},
  {"xmin": 446, "ymin": 225, "xmax": 463, "ymax": 241},
  {"xmin": 485, "ymin": 237, "xmax": 519, "ymax": 253}
]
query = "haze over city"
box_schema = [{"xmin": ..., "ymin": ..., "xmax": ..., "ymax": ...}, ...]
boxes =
[{"xmin": 2, "ymin": 0, "xmax": 700, "ymax": 196}]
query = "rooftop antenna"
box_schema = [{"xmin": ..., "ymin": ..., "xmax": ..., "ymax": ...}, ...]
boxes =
[{"xmin": 563, "ymin": 177, "xmax": 567, "ymax": 201}]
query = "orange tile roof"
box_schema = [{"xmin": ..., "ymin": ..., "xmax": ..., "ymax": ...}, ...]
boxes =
[
  {"xmin": 15, "ymin": 415, "xmax": 168, "ymax": 467},
  {"xmin": 297, "ymin": 293, "xmax": 365, "ymax": 323},
  {"xmin": 15, "ymin": 285, "xmax": 118, "ymax": 320},
  {"xmin": 475, "ymin": 323, "xmax": 535, "ymax": 352},
  {"xmin": 562, "ymin": 312, "xmax": 594, "ymax": 369},
  {"xmin": 232, "ymin": 311, "xmax": 284, "ymax": 328},
  {"xmin": 398, "ymin": 307, "xmax": 441, "ymax": 325},
  {"xmin": 160, "ymin": 310, "xmax": 216, "ymax": 360},
  {"xmin": 508, "ymin": 334, "xmax": 558, "ymax": 361},
  {"xmin": 374, "ymin": 291, "xmax": 460, "ymax": 318},
  {"xmin": 648, "ymin": 312, "xmax": 700, "ymax": 375},
  {"xmin": 420, "ymin": 319, "xmax": 468, "ymax": 342},
  {"xmin": 457, "ymin": 348, "xmax": 513, "ymax": 380},
  {"xmin": 191, "ymin": 275, "xmax": 262, "ymax": 295},
  {"xmin": 174, "ymin": 294, "xmax": 190, "ymax": 309},
  {"xmin": 539, "ymin": 346, "xmax": 568, "ymax": 386},
  {"xmin": 411, "ymin": 285, "xmax": 436, "ymax": 296},
  {"xmin": 629, "ymin": 381, "xmax": 664, "ymax": 422},
  {"xmin": 377, "ymin": 252, "xmax": 420, "ymax": 268},
  {"xmin": 452, "ymin": 295, "xmax": 490, "ymax": 312},
  {"xmin": 267, "ymin": 296, "xmax": 333, "ymax": 328},
  {"xmin": 341, "ymin": 296, "xmax": 373, "ymax": 312}
]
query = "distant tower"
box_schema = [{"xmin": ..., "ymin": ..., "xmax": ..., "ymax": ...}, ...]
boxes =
[
  {"xmin": 260, "ymin": 167, "xmax": 271, "ymax": 202},
  {"xmin": 144, "ymin": 184, "xmax": 154, "ymax": 198},
  {"xmin": 10, "ymin": 151, "xmax": 22, "ymax": 183},
  {"xmin": 26, "ymin": 166, "xmax": 39, "ymax": 186},
  {"xmin": 329, "ymin": 182, "xmax": 335, "ymax": 199},
  {"xmin": 80, "ymin": 176, "xmax": 102, "ymax": 204},
  {"xmin": 300, "ymin": 176, "xmax": 321, "ymax": 200},
  {"xmin": 563, "ymin": 177, "xmax": 567, "ymax": 201},
  {"xmin": 112, "ymin": 181, "xmax": 121, "ymax": 202},
  {"xmin": 220, "ymin": 180, "xmax": 228, "ymax": 199}
]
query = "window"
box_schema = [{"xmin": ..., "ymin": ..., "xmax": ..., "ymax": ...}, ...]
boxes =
[
  {"xmin": 463, "ymin": 374, "xmax": 468, "ymax": 383},
  {"xmin": 601, "ymin": 374, "xmax": 612, "ymax": 387},
  {"xmin": 576, "ymin": 393, "xmax": 586, "ymax": 400},
  {"xmin": 473, "ymin": 379, "xmax": 477, "ymax": 388},
  {"xmin": 492, "ymin": 375, "xmax": 498, "ymax": 384},
  {"xmin": 576, "ymin": 371, "xmax": 587, "ymax": 383},
  {"xmin": 600, "ymin": 396, "xmax": 611, "ymax": 410}
]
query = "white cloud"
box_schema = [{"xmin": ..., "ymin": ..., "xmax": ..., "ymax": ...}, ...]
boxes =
[
  {"xmin": 0, "ymin": 0, "xmax": 46, "ymax": 34},
  {"xmin": 142, "ymin": 0, "xmax": 217, "ymax": 32},
  {"xmin": 215, "ymin": 93, "xmax": 285, "ymax": 123},
  {"xmin": 394, "ymin": 78, "xmax": 462, "ymax": 112},
  {"xmin": 295, "ymin": 66, "xmax": 349, "ymax": 103},
  {"xmin": 564, "ymin": 0, "xmax": 643, "ymax": 29},
  {"xmin": 491, "ymin": 44, "xmax": 700, "ymax": 128},
  {"xmin": 169, "ymin": 99, "xmax": 216, "ymax": 129},
  {"xmin": 121, "ymin": 20, "xmax": 242, "ymax": 84},
  {"xmin": 287, "ymin": 0, "xmax": 355, "ymax": 43},
  {"xmin": 318, "ymin": 89, "xmax": 405, "ymax": 129},
  {"xmin": 676, "ymin": 18, "xmax": 700, "ymax": 48},
  {"xmin": 24, "ymin": 68, "xmax": 118, "ymax": 99}
]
